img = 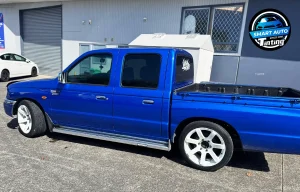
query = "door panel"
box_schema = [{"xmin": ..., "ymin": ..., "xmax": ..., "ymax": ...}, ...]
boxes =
[
  {"xmin": 15, "ymin": 61, "xmax": 29, "ymax": 75},
  {"xmin": 112, "ymin": 50, "xmax": 169, "ymax": 140},
  {"xmin": 50, "ymin": 51, "xmax": 117, "ymax": 132},
  {"xmin": 0, "ymin": 54, "xmax": 19, "ymax": 76},
  {"xmin": 7, "ymin": 61, "xmax": 20, "ymax": 77},
  {"xmin": 50, "ymin": 84, "xmax": 113, "ymax": 131},
  {"xmin": 12, "ymin": 54, "xmax": 29, "ymax": 75},
  {"xmin": 113, "ymin": 90, "xmax": 164, "ymax": 138}
]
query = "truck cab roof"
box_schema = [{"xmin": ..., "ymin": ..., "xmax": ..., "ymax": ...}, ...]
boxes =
[{"xmin": 86, "ymin": 47, "xmax": 191, "ymax": 56}]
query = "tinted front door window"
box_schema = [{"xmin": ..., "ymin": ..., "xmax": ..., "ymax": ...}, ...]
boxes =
[
  {"xmin": 13, "ymin": 54, "xmax": 26, "ymax": 62},
  {"xmin": 67, "ymin": 54, "xmax": 112, "ymax": 85}
]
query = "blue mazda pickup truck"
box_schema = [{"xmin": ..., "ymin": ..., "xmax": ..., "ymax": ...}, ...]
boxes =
[{"xmin": 4, "ymin": 48, "xmax": 300, "ymax": 171}]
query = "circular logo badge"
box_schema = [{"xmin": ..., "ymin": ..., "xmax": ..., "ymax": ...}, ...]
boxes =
[{"xmin": 249, "ymin": 9, "xmax": 291, "ymax": 51}]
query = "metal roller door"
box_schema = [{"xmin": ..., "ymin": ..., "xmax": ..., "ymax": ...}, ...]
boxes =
[{"xmin": 21, "ymin": 6, "xmax": 62, "ymax": 77}]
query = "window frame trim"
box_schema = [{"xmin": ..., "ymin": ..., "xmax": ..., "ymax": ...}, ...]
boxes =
[
  {"xmin": 65, "ymin": 52, "xmax": 113, "ymax": 86},
  {"xmin": 120, "ymin": 53, "xmax": 163, "ymax": 90},
  {"xmin": 179, "ymin": 2, "xmax": 248, "ymax": 56}
]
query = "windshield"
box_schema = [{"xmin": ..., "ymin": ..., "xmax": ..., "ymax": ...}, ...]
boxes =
[{"xmin": 261, "ymin": 17, "xmax": 277, "ymax": 22}]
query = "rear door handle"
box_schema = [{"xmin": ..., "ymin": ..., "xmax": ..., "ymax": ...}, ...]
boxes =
[
  {"xmin": 96, "ymin": 96, "xmax": 108, "ymax": 100},
  {"xmin": 143, "ymin": 100, "xmax": 154, "ymax": 104},
  {"xmin": 51, "ymin": 90, "xmax": 60, "ymax": 95}
]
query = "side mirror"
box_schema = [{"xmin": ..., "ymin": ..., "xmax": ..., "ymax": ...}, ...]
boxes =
[
  {"xmin": 26, "ymin": 59, "xmax": 31, "ymax": 63},
  {"xmin": 58, "ymin": 72, "xmax": 65, "ymax": 84}
]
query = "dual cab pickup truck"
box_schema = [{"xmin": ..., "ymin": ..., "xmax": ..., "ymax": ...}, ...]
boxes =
[{"xmin": 4, "ymin": 48, "xmax": 300, "ymax": 171}]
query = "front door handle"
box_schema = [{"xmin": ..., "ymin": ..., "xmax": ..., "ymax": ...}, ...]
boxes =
[
  {"xmin": 143, "ymin": 100, "xmax": 154, "ymax": 104},
  {"xmin": 96, "ymin": 96, "xmax": 108, "ymax": 100},
  {"xmin": 51, "ymin": 90, "xmax": 60, "ymax": 95}
]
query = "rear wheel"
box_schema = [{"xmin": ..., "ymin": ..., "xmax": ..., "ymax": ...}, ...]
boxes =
[
  {"xmin": 17, "ymin": 100, "xmax": 47, "ymax": 138},
  {"xmin": 1, "ymin": 70, "xmax": 10, "ymax": 82},
  {"xmin": 179, "ymin": 121, "xmax": 234, "ymax": 171},
  {"xmin": 31, "ymin": 67, "xmax": 38, "ymax": 77}
]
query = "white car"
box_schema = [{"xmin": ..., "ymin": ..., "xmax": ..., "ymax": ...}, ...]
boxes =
[{"xmin": 0, "ymin": 52, "xmax": 39, "ymax": 82}]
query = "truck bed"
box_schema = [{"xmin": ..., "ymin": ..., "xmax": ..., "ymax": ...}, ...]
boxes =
[{"xmin": 175, "ymin": 83, "xmax": 300, "ymax": 98}]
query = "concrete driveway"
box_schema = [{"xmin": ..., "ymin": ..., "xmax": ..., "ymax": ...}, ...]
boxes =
[{"xmin": 0, "ymin": 76, "xmax": 300, "ymax": 192}]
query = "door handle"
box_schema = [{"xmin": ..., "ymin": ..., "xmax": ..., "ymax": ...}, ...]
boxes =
[
  {"xmin": 51, "ymin": 90, "xmax": 60, "ymax": 95},
  {"xmin": 143, "ymin": 100, "xmax": 154, "ymax": 104},
  {"xmin": 96, "ymin": 96, "xmax": 108, "ymax": 100}
]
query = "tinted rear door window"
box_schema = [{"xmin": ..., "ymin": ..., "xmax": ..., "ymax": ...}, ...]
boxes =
[{"xmin": 121, "ymin": 54, "xmax": 161, "ymax": 89}]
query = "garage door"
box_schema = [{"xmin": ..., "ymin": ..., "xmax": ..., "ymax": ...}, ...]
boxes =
[{"xmin": 21, "ymin": 6, "xmax": 62, "ymax": 77}]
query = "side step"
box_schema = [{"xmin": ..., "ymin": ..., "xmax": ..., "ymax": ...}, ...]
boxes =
[{"xmin": 53, "ymin": 126, "xmax": 171, "ymax": 151}]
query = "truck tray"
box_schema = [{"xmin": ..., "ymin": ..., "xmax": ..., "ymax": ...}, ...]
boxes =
[{"xmin": 175, "ymin": 83, "xmax": 300, "ymax": 98}]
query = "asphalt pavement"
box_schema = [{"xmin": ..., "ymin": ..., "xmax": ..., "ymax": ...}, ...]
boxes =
[{"xmin": 1, "ymin": 75, "xmax": 300, "ymax": 192}]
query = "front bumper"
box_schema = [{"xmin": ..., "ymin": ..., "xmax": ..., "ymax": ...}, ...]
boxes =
[{"xmin": 3, "ymin": 99, "xmax": 16, "ymax": 117}]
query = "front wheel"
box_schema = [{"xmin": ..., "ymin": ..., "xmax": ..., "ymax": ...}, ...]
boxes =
[
  {"xmin": 178, "ymin": 121, "xmax": 234, "ymax": 171},
  {"xmin": 31, "ymin": 67, "xmax": 38, "ymax": 77},
  {"xmin": 17, "ymin": 100, "xmax": 47, "ymax": 138}
]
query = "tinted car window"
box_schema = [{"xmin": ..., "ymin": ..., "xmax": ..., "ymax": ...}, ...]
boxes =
[
  {"xmin": 267, "ymin": 17, "xmax": 277, "ymax": 22},
  {"xmin": 0, "ymin": 54, "xmax": 13, "ymax": 61},
  {"xmin": 13, "ymin": 54, "xmax": 26, "ymax": 62},
  {"xmin": 121, "ymin": 54, "xmax": 161, "ymax": 89},
  {"xmin": 67, "ymin": 54, "xmax": 112, "ymax": 85},
  {"xmin": 176, "ymin": 55, "xmax": 194, "ymax": 83}
]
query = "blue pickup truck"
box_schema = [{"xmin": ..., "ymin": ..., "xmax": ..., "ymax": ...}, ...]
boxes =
[{"xmin": 4, "ymin": 48, "xmax": 300, "ymax": 171}]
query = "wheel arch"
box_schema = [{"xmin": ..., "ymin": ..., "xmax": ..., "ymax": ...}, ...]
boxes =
[
  {"xmin": 173, "ymin": 117, "xmax": 243, "ymax": 150},
  {"xmin": 13, "ymin": 98, "xmax": 54, "ymax": 132},
  {"xmin": 1, "ymin": 69, "xmax": 10, "ymax": 81},
  {"xmin": 1, "ymin": 68, "xmax": 10, "ymax": 74},
  {"xmin": 32, "ymin": 65, "xmax": 39, "ymax": 74},
  {"xmin": 31, "ymin": 66, "xmax": 38, "ymax": 76}
]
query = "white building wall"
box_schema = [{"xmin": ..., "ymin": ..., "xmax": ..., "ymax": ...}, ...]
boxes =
[
  {"xmin": 62, "ymin": 0, "xmax": 247, "ymax": 69},
  {"xmin": 0, "ymin": 1, "xmax": 61, "ymax": 54},
  {"xmin": 1, "ymin": 0, "xmax": 247, "ymax": 71},
  {"xmin": 0, "ymin": 5, "xmax": 19, "ymax": 54}
]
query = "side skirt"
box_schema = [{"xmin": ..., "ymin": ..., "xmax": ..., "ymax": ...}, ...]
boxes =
[{"xmin": 52, "ymin": 126, "xmax": 171, "ymax": 151}]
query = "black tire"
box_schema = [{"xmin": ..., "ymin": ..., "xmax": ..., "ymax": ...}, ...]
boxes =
[
  {"xmin": 17, "ymin": 100, "xmax": 47, "ymax": 138},
  {"xmin": 1, "ymin": 69, "xmax": 10, "ymax": 82},
  {"xmin": 178, "ymin": 121, "xmax": 234, "ymax": 172},
  {"xmin": 31, "ymin": 67, "xmax": 38, "ymax": 77}
]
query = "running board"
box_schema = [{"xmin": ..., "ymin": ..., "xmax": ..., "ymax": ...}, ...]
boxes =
[{"xmin": 53, "ymin": 126, "xmax": 171, "ymax": 151}]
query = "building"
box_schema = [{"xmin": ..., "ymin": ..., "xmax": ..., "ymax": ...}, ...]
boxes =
[{"xmin": 0, "ymin": 0, "xmax": 299, "ymax": 89}]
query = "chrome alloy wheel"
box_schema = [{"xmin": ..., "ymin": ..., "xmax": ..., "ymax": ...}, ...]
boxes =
[
  {"xmin": 17, "ymin": 105, "xmax": 32, "ymax": 134},
  {"xmin": 184, "ymin": 127, "xmax": 226, "ymax": 167}
]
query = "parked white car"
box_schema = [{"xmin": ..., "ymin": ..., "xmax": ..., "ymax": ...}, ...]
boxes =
[{"xmin": 0, "ymin": 53, "xmax": 39, "ymax": 82}]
